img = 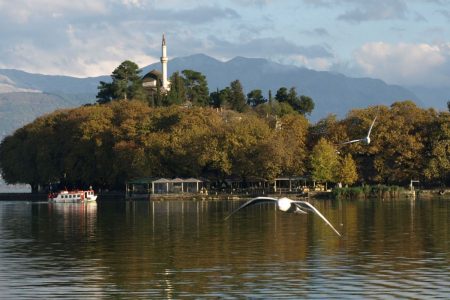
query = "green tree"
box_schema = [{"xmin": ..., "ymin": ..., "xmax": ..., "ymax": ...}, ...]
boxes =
[
  {"xmin": 96, "ymin": 81, "xmax": 114, "ymax": 104},
  {"xmin": 298, "ymin": 95, "xmax": 315, "ymax": 116},
  {"xmin": 310, "ymin": 138, "xmax": 340, "ymax": 189},
  {"xmin": 96, "ymin": 60, "xmax": 146, "ymax": 103},
  {"xmin": 182, "ymin": 70, "xmax": 209, "ymax": 106},
  {"xmin": 247, "ymin": 89, "xmax": 266, "ymax": 107},
  {"xmin": 209, "ymin": 88, "xmax": 221, "ymax": 108},
  {"xmin": 275, "ymin": 87, "xmax": 314, "ymax": 115},
  {"xmin": 228, "ymin": 80, "xmax": 248, "ymax": 112},
  {"xmin": 447, "ymin": 100, "xmax": 450, "ymax": 112},
  {"xmin": 339, "ymin": 154, "xmax": 358, "ymax": 186},
  {"xmin": 166, "ymin": 71, "xmax": 186, "ymax": 106},
  {"xmin": 275, "ymin": 87, "xmax": 288, "ymax": 102}
]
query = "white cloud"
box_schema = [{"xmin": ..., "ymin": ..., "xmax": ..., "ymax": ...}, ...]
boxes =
[
  {"xmin": 289, "ymin": 55, "xmax": 334, "ymax": 70},
  {"xmin": 354, "ymin": 42, "xmax": 450, "ymax": 86},
  {"xmin": 0, "ymin": 0, "xmax": 107, "ymax": 23},
  {"xmin": 121, "ymin": 0, "xmax": 144, "ymax": 7}
]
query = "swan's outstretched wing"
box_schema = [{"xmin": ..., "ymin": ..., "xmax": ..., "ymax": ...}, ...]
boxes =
[
  {"xmin": 366, "ymin": 115, "xmax": 377, "ymax": 138},
  {"xmin": 224, "ymin": 197, "xmax": 278, "ymax": 220},
  {"xmin": 293, "ymin": 201, "xmax": 342, "ymax": 237},
  {"xmin": 341, "ymin": 138, "xmax": 363, "ymax": 145}
]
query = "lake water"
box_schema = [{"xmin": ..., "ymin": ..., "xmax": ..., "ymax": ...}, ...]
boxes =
[{"xmin": 0, "ymin": 198, "xmax": 448, "ymax": 299}]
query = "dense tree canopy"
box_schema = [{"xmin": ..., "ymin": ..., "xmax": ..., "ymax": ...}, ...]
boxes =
[
  {"xmin": 0, "ymin": 101, "xmax": 310, "ymax": 190},
  {"xmin": 0, "ymin": 100, "xmax": 448, "ymax": 191},
  {"xmin": 311, "ymin": 102, "xmax": 449, "ymax": 186},
  {"xmin": 96, "ymin": 60, "xmax": 146, "ymax": 104}
]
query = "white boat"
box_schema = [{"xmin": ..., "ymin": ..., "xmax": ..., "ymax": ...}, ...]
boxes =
[{"xmin": 48, "ymin": 189, "xmax": 97, "ymax": 203}]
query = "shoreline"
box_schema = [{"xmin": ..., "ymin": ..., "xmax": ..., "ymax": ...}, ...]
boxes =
[{"xmin": 0, "ymin": 189, "xmax": 448, "ymax": 202}]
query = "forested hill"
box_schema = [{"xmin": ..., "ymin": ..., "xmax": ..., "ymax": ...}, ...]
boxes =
[{"xmin": 0, "ymin": 54, "xmax": 431, "ymax": 139}]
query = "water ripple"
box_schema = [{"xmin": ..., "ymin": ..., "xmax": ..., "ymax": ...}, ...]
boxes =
[{"xmin": 0, "ymin": 199, "xmax": 449, "ymax": 298}]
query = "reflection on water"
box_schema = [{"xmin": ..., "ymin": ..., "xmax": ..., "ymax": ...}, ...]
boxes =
[{"xmin": 0, "ymin": 198, "xmax": 449, "ymax": 298}]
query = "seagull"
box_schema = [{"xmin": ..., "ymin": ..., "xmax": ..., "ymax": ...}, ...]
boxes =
[
  {"xmin": 341, "ymin": 115, "xmax": 377, "ymax": 145},
  {"xmin": 225, "ymin": 196, "xmax": 341, "ymax": 237}
]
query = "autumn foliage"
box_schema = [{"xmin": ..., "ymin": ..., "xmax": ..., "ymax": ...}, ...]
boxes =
[{"xmin": 0, "ymin": 100, "xmax": 448, "ymax": 191}]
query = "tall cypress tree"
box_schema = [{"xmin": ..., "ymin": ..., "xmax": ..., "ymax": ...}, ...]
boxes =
[{"xmin": 229, "ymin": 80, "xmax": 248, "ymax": 112}]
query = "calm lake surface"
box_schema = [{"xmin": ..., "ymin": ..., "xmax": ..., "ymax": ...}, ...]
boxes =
[{"xmin": 0, "ymin": 197, "xmax": 449, "ymax": 299}]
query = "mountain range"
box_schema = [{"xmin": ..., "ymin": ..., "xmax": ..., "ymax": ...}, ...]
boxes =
[{"xmin": 0, "ymin": 54, "xmax": 447, "ymax": 141}]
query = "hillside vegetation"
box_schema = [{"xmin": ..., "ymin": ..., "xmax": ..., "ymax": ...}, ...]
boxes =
[{"xmin": 0, "ymin": 100, "xmax": 448, "ymax": 192}]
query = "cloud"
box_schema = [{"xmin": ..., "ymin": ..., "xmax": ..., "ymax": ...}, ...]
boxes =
[
  {"xmin": 353, "ymin": 42, "xmax": 450, "ymax": 86},
  {"xmin": 230, "ymin": 0, "xmax": 273, "ymax": 7},
  {"xmin": 337, "ymin": 0, "xmax": 409, "ymax": 23},
  {"xmin": 0, "ymin": 0, "xmax": 107, "ymax": 23},
  {"xmin": 301, "ymin": 0, "xmax": 423, "ymax": 23},
  {"xmin": 194, "ymin": 36, "xmax": 336, "ymax": 71},
  {"xmin": 302, "ymin": 28, "xmax": 331, "ymax": 37},
  {"xmin": 437, "ymin": 9, "xmax": 450, "ymax": 21},
  {"xmin": 206, "ymin": 36, "xmax": 333, "ymax": 59},
  {"xmin": 0, "ymin": 1, "xmax": 241, "ymax": 76},
  {"xmin": 161, "ymin": 6, "xmax": 240, "ymax": 24}
]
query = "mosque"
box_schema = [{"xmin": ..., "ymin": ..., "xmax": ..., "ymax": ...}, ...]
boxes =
[{"xmin": 142, "ymin": 34, "xmax": 171, "ymax": 93}]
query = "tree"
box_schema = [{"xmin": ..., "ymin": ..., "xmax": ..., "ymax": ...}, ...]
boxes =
[
  {"xmin": 211, "ymin": 87, "xmax": 232, "ymax": 109},
  {"xmin": 275, "ymin": 87, "xmax": 288, "ymax": 102},
  {"xmin": 182, "ymin": 70, "xmax": 209, "ymax": 106},
  {"xmin": 228, "ymin": 80, "xmax": 248, "ymax": 112},
  {"xmin": 247, "ymin": 89, "xmax": 266, "ymax": 107},
  {"xmin": 370, "ymin": 102, "xmax": 429, "ymax": 184},
  {"xmin": 275, "ymin": 87, "xmax": 315, "ymax": 115},
  {"xmin": 96, "ymin": 81, "xmax": 114, "ymax": 104},
  {"xmin": 310, "ymin": 138, "xmax": 340, "ymax": 189},
  {"xmin": 166, "ymin": 71, "xmax": 186, "ymax": 106},
  {"xmin": 447, "ymin": 100, "xmax": 450, "ymax": 112},
  {"xmin": 424, "ymin": 112, "xmax": 450, "ymax": 185},
  {"xmin": 339, "ymin": 154, "xmax": 358, "ymax": 186},
  {"xmin": 277, "ymin": 114, "xmax": 309, "ymax": 176},
  {"xmin": 298, "ymin": 95, "xmax": 315, "ymax": 116},
  {"xmin": 96, "ymin": 60, "xmax": 146, "ymax": 103},
  {"xmin": 209, "ymin": 89, "xmax": 221, "ymax": 108}
]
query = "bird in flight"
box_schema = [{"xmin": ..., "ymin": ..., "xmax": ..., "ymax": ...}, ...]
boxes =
[
  {"xmin": 341, "ymin": 115, "xmax": 377, "ymax": 145},
  {"xmin": 225, "ymin": 196, "xmax": 341, "ymax": 237}
]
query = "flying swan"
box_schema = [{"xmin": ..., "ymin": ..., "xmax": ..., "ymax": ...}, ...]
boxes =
[
  {"xmin": 225, "ymin": 196, "xmax": 341, "ymax": 237},
  {"xmin": 341, "ymin": 115, "xmax": 377, "ymax": 145}
]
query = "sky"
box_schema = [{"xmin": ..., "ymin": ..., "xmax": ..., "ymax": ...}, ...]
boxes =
[{"xmin": 1, "ymin": 0, "xmax": 450, "ymax": 88}]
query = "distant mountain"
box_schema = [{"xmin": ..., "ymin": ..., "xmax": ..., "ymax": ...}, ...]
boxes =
[
  {"xmin": 407, "ymin": 86, "xmax": 449, "ymax": 111},
  {"xmin": 0, "ymin": 54, "xmax": 437, "ymax": 140},
  {"xmin": 0, "ymin": 69, "xmax": 105, "ymax": 140},
  {"xmin": 0, "ymin": 69, "xmax": 107, "ymax": 95},
  {"xmin": 144, "ymin": 54, "xmax": 422, "ymax": 120}
]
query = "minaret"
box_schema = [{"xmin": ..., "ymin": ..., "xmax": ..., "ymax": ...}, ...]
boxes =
[{"xmin": 161, "ymin": 34, "xmax": 169, "ymax": 90}]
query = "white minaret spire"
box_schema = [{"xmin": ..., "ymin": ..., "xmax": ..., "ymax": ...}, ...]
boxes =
[{"xmin": 161, "ymin": 33, "xmax": 169, "ymax": 90}]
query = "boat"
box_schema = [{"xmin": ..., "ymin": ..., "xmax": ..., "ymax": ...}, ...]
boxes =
[{"xmin": 48, "ymin": 189, "xmax": 97, "ymax": 203}]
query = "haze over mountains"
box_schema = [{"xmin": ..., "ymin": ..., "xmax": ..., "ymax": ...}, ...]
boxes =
[{"xmin": 0, "ymin": 54, "xmax": 446, "ymax": 141}]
